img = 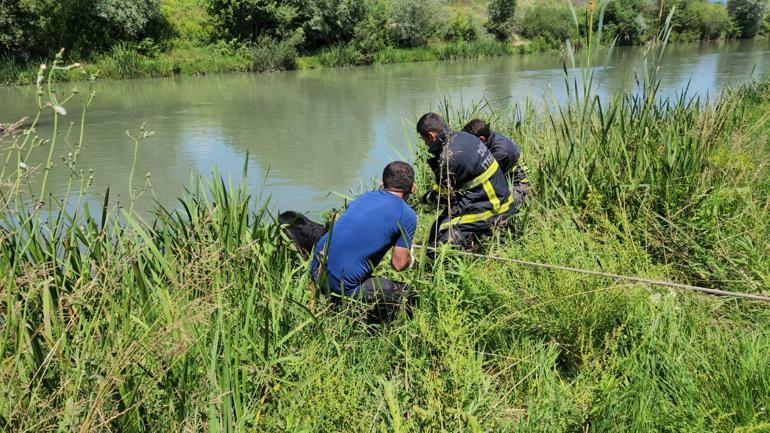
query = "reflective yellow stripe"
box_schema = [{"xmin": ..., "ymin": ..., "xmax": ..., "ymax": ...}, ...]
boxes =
[
  {"xmin": 512, "ymin": 160, "xmax": 531, "ymax": 184},
  {"xmin": 482, "ymin": 179, "xmax": 500, "ymax": 210},
  {"xmin": 432, "ymin": 183, "xmax": 452, "ymax": 195},
  {"xmin": 461, "ymin": 159, "xmax": 499, "ymax": 191},
  {"xmin": 439, "ymin": 194, "xmax": 514, "ymax": 231}
]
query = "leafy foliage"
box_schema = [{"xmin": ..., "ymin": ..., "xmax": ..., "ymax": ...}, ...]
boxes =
[
  {"xmin": 602, "ymin": 0, "xmax": 652, "ymax": 45},
  {"xmin": 296, "ymin": 0, "xmax": 366, "ymax": 49},
  {"xmin": 248, "ymin": 28, "xmax": 304, "ymax": 71},
  {"xmin": 728, "ymin": 0, "xmax": 769, "ymax": 38},
  {"xmin": 160, "ymin": 0, "xmax": 213, "ymax": 45},
  {"xmin": 0, "ymin": 0, "xmax": 44, "ymax": 59},
  {"xmin": 390, "ymin": 0, "xmax": 447, "ymax": 48},
  {"xmin": 515, "ymin": 0, "xmax": 578, "ymax": 48},
  {"xmin": 352, "ymin": 0, "xmax": 395, "ymax": 60},
  {"xmin": 445, "ymin": 8, "xmax": 483, "ymax": 42},
  {"xmin": 0, "ymin": 0, "xmax": 167, "ymax": 59},
  {"xmin": 487, "ymin": 0, "xmax": 516, "ymax": 40},
  {"xmin": 672, "ymin": 0, "xmax": 735, "ymax": 42},
  {"xmin": 207, "ymin": 0, "xmax": 298, "ymax": 42},
  {"xmin": 0, "ymin": 0, "xmax": 764, "ymax": 79}
]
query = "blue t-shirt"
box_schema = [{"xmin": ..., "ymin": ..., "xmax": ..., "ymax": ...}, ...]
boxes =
[{"xmin": 310, "ymin": 191, "xmax": 417, "ymax": 295}]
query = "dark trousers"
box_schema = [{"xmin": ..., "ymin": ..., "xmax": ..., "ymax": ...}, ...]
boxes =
[{"xmin": 327, "ymin": 277, "xmax": 415, "ymax": 321}]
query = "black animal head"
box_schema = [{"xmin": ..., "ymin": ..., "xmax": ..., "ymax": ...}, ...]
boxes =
[{"xmin": 278, "ymin": 211, "xmax": 326, "ymax": 256}]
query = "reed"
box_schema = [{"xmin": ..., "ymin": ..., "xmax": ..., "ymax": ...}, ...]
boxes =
[{"xmin": 1, "ymin": 4, "xmax": 769, "ymax": 432}]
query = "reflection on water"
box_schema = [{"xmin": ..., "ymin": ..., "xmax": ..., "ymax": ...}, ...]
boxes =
[{"xmin": 1, "ymin": 40, "xmax": 768, "ymax": 215}]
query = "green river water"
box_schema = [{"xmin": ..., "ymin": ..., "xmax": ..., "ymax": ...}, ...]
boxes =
[{"xmin": 1, "ymin": 40, "xmax": 769, "ymax": 215}]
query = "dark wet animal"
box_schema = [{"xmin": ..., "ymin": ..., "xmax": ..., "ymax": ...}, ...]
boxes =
[{"xmin": 278, "ymin": 211, "xmax": 326, "ymax": 255}]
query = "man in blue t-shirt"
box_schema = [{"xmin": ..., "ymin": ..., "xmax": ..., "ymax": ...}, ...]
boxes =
[{"xmin": 310, "ymin": 161, "xmax": 417, "ymax": 310}]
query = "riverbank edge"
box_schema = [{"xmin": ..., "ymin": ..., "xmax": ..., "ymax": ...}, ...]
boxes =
[
  {"xmin": 0, "ymin": 39, "xmax": 538, "ymax": 87},
  {"xmin": 5, "ymin": 36, "xmax": 770, "ymax": 87}
]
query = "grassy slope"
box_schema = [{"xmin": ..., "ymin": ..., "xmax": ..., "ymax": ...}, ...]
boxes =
[{"xmin": 2, "ymin": 47, "xmax": 769, "ymax": 430}]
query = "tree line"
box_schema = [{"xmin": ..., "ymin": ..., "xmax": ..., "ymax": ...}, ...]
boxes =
[{"xmin": 1, "ymin": 0, "xmax": 769, "ymax": 67}]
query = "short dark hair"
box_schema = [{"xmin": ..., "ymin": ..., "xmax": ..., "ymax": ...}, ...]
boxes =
[
  {"xmin": 463, "ymin": 118, "xmax": 491, "ymax": 139},
  {"xmin": 416, "ymin": 112, "xmax": 447, "ymax": 136},
  {"xmin": 382, "ymin": 161, "xmax": 415, "ymax": 192}
]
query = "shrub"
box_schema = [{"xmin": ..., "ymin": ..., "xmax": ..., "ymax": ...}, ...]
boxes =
[
  {"xmin": 160, "ymin": 0, "xmax": 213, "ymax": 46},
  {"xmin": 297, "ymin": 0, "xmax": 366, "ymax": 49},
  {"xmin": 698, "ymin": 2, "xmax": 733, "ymax": 40},
  {"xmin": 728, "ymin": 0, "xmax": 769, "ymax": 38},
  {"xmin": 445, "ymin": 9, "xmax": 483, "ymax": 42},
  {"xmin": 763, "ymin": 10, "xmax": 770, "ymax": 36},
  {"xmin": 0, "ymin": 0, "xmax": 168, "ymax": 59},
  {"xmin": 352, "ymin": 0, "xmax": 395, "ymax": 61},
  {"xmin": 63, "ymin": 0, "xmax": 169, "ymax": 55},
  {"xmin": 390, "ymin": 0, "xmax": 447, "ymax": 48},
  {"xmin": 0, "ymin": 1, "xmax": 44, "ymax": 60},
  {"xmin": 314, "ymin": 44, "xmax": 364, "ymax": 67},
  {"xmin": 487, "ymin": 0, "xmax": 516, "ymax": 41},
  {"xmin": 515, "ymin": 0, "xmax": 578, "ymax": 49},
  {"xmin": 602, "ymin": 0, "xmax": 651, "ymax": 46},
  {"xmin": 249, "ymin": 29, "xmax": 304, "ymax": 72},
  {"xmin": 672, "ymin": 0, "xmax": 733, "ymax": 42},
  {"xmin": 208, "ymin": 0, "xmax": 298, "ymax": 42}
]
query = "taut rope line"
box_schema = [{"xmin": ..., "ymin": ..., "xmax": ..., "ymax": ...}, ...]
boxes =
[{"xmin": 414, "ymin": 245, "xmax": 770, "ymax": 303}]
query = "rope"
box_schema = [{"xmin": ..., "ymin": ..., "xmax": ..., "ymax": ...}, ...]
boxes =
[{"xmin": 414, "ymin": 245, "xmax": 770, "ymax": 303}]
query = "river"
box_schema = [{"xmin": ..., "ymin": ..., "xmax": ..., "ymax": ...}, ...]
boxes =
[{"xmin": 1, "ymin": 40, "xmax": 769, "ymax": 215}]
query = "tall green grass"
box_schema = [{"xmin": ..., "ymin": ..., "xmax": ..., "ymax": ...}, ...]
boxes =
[
  {"xmin": 298, "ymin": 39, "xmax": 524, "ymax": 69},
  {"xmin": 2, "ymin": 5, "xmax": 769, "ymax": 432},
  {"xmin": 1, "ymin": 39, "xmax": 525, "ymax": 86},
  {"xmin": 0, "ymin": 45, "xmax": 254, "ymax": 87}
]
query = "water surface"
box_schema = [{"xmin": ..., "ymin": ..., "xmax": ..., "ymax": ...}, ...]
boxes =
[{"xmin": 1, "ymin": 40, "xmax": 768, "ymax": 215}]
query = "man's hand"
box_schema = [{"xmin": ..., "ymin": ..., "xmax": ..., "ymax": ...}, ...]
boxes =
[{"xmin": 391, "ymin": 246, "xmax": 412, "ymax": 271}]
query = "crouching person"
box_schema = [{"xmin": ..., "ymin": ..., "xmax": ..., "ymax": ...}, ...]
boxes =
[
  {"xmin": 310, "ymin": 161, "xmax": 418, "ymax": 318},
  {"xmin": 417, "ymin": 113, "xmax": 514, "ymax": 249},
  {"xmin": 462, "ymin": 119, "xmax": 530, "ymax": 211}
]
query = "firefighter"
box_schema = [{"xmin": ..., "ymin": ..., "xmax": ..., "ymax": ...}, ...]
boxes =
[
  {"xmin": 417, "ymin": 113, "xmax": 514, "ymax": 249},
  {"xmin": 463, "ymin": 118, "xmax": 530, "ymax": 210}
]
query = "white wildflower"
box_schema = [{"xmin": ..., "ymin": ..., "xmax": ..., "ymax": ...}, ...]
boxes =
[
  {"xmin": 53, "ymin": 105, "xmax": 67, "ymax": 116},
  {"xmin": 19, "ymin": 162, "xmax": 29, "ymax": 170}
]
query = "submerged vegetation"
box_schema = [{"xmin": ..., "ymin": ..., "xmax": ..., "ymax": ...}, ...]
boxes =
[
  {"xmin": 2, "ymin": 9, "xmax": 770, "ymax": 433},
  {"xmin": 2, "ymin": 0, "xmax": 770, "ymax": 85}
]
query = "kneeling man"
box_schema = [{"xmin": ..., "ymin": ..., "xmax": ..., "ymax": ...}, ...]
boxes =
[{"xmin": 311, "ymin": 161, "xmax": 417, "ymax": 311}]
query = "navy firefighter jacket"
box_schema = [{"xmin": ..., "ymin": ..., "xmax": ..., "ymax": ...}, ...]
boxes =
[
  {"xmin": 486, "ymin": 131, "xmax": 521, "ymax": 174},
  {"xmin": 486, "ymin": 131, "xmax": 529, "ymax": 186},
  {"xmin": 427, "ymin": 130, "xmax": 512, "ymax": 217}
]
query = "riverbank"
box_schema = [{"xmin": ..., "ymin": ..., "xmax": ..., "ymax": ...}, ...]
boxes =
[
  {"xmin": 2, "ymin": 38, "xmax": 769, "ymax": 431},
  {"xmin": 3, "ymin": 0, "xmax": 769, "ymax": 88},
  {"xmin": 0, "ymin": 39, "xmax": 537, "ymax": 87}
]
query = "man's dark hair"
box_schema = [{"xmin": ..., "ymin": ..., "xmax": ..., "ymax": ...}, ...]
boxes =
[
  {"xmin": 463, "ymin": 118, "xmax": 491, "ymax": 139},
  {"xmin": 382, "ymin": 161, "xmax": 415, "ymax": 193},
  {"xmin": 416, "ymin": 112, "xmax": 447, "ymax": 136}
]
